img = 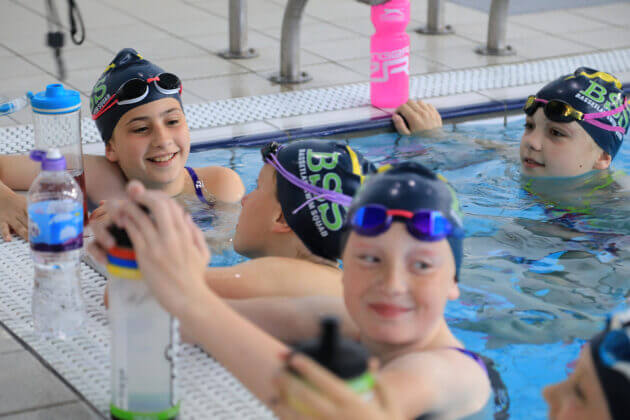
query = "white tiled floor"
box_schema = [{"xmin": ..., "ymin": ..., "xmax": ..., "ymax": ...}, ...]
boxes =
[{"xmin": 1, "ymin": 0, "xmax": 629, "ymax": 128}]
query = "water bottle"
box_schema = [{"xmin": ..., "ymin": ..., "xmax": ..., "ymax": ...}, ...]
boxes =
[
  {"xmin": 107, "ymin": 223, "xmax": 180, "ymax": 420},
  {"xmin": 29, "ymin": 84, "xmax": 88, "ymax": 225},
  {"xmin": 28, "ymin": 149, "xmax": 85, "ymax": 340},
  {"xmin": 290, "ymin": 316, "xmax": 374, "ymax": 414},
  {"xmin": 370, "ymin": 0, "xmax": 411, "ymax": 108}
]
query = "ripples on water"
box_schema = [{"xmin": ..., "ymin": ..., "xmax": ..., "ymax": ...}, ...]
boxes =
[{"xmin": 187, "ymin": 117, "xmax": 630, "ymax": 419}]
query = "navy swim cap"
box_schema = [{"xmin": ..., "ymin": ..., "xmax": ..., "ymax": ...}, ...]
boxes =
[
  {"xmin": 346, "ymin": 161, "xmax": 464, "ymax": 280},
  {"xmin": 590, "ymin": 309, "xmax": 630, "ymax": 420},
  {"xmin": 536, "ymin": 67, "xmax": 629, "ymax": 158},
  {"xmin": 272, "ymin": 140, "xmax": 376, "ymax": 261},
  {"xmin": 90, "ymin": 48, "xmax": 183, "ymax": 143}
]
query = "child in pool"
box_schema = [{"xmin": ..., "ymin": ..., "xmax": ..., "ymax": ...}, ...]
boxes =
[
  {"xmin": 395, "ymin": 67, "xmax": 630, "ymax": 180},
  {"xmin": 0, "ymin": 48, "xmax": 244, "ymax": 241},
  {"xmin": 92, "ymin": 162, "xmax": 492, "ymax": 419},
  {"xmin": 274, "ymin": 308, "xmax": 630, "ymax": 420},
  {"xmin": 93, "ymin": 139, "xmax": 376, "ymax": 299}
]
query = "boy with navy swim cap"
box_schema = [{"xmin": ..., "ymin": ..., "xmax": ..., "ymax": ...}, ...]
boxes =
[
  {"xmin": 94, "ymin": 139, "xmax": 376, "ymax": 300},
  {"xmin": 0, "ymin": 48, "xmax": 244, "ymax": 241}
]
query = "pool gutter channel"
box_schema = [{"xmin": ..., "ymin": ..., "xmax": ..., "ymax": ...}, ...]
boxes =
[{"xmin": 189, "ymin": 84, "xmax": 630, "ymax": 151}]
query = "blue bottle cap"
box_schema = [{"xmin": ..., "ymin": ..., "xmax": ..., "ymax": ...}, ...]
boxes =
[{"xmin": 28, "ymin": 84, "xmax": 80, "ymax": 115}]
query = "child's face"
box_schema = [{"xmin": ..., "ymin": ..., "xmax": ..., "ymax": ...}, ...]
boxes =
[
  {"xmin": 543, "ymin": 346, "xmax": 612, "ymax": 420},
  {"xmin": 105, "ymin": 98, "xmax": 190, "ymax": 192},
  {"xmin": 233, "ymin": 164, "xmax": 281, "ymax": 258},
  {"xmin": 520, "ymin": 108, "xmax": 611, "ymax": 178},
  {"xmin": 341, "ymin": 223, "xmax": 459, "ymax": 345}
]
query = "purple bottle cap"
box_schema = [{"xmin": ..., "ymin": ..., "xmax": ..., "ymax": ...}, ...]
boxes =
[{"xmin": 30, "ymin": 148, "xmax": 66, "ymax": 171}]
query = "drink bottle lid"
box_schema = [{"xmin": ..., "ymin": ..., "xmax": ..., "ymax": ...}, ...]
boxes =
[
  {"xmin": 28, "ymin": 83, "xmax": 80, "ymax": 115},
  {"xmin": 29, "ymin": 148, "xmax": 66, "ymax": 171},
  {"xmin": 107, "ymin": 204, "xmax": 151, "ymax": 249},
  {"xmin": 292, "ymin": 316, "xmax": 370, "ymax": 380}
]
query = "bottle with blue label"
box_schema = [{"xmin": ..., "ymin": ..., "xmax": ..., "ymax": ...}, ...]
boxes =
[{"xmin": 28, "ymin": 148, "xmax": 85, "ymax": 340}]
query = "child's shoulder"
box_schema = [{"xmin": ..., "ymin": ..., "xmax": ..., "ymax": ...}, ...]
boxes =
[{"xmin": 192, "ymin": 165, "xmax": 245, "ymax": 203}]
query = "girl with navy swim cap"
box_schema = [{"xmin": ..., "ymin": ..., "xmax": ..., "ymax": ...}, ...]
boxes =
[
  {"xmin": 0, "ymin": 48, "xmax": 244, "ymax": 242},
  {"xmin": 90, "ymin": 161, "xmax": 497, "ymax": 420}
]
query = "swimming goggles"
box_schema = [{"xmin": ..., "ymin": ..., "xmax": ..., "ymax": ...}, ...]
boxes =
[
  {"xmin": 597, "ymin": 311, "xmax": 630, "ymax": 378},
  {"xmin": 523, "ymin": 95, "xmax": 628, "ymax": 134},
  {"xmin": 92, "ymin": 72, "xmax": 182, "ymax": 120},
  {"xmin": 350, "ymin": 204, "xmax": 461, "ymax": 241},
  {"xmin": 261, "ymin": 142, "xmax": 353, "ymax": 214}
]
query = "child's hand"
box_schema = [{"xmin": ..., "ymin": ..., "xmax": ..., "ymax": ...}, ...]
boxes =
[
  {"xmin": 89, "ymin": 200, "xmax": 109, "ymax": 225},
  {"xmin": 0, "ymin": 187, "xmax": 28, "ymax": 241},
  {"xmin": 393, "ymin": 99, "xmax": 442, "ymax": 136},
  {"xmin": 108, "ymin": 181, "xmax": 211, "ymax": 318},
  {"xmin": 273, "ymin": 353, "xmax": 403, "ymax": 420}
]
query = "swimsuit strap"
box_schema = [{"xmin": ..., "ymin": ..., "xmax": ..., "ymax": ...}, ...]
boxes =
[
  {"xmin": 185, "ymin": 166, "xmax": 212, "ymax": 206},
  {"xmin": 448, "ymin": 347, "xmax": 488, "ymax": 375}
]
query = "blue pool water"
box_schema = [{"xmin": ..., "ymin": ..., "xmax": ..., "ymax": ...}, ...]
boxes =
[{"xmin": 186, "ymin": 117, "xmax": 630, "ymax": 419}]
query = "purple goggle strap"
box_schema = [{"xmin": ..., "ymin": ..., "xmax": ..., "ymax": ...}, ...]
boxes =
[
  {"xmin": 265, "ymin": 152, "xmax": 353, "ymax": 215},
  {"xmin": 535, "ymin": 97, "xmax": 629, "ymax": 134}
]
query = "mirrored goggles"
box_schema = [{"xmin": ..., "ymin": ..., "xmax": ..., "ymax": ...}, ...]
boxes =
[
  {"xmin": 92, "ymin": 72, "xmax": 182, "ymax": 120},
  {"xmin": 523, "ymin": 95, "xmax": 628, "ymax": 134},
  {"xmin": 350, "ymin": 205, "xmax": 460, "ymax": 241},
  {"xmin": 261, "ymin": 142, "xmax": 353, "ymax": 214}
]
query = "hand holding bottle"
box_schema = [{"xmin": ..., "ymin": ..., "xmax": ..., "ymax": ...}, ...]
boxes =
[
  {"xmin": 103, "ymin": 180, "xmax": 211, "ymax": 318},
  {"xmin": 274, "ymin": 353, "xmax": 404, "ymax": 420}
]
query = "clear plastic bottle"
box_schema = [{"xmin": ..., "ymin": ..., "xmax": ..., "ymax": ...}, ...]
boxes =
[
  {"xmin": 107, "ymin": 224, "xmax": 180, "ymax": 420},
  {"xmin": 28, "ymin": 149, "xmax": 85, "ymax": 340},
  {"xmin": 370, "ymin": 0, "xmax": 411, "ymax": 108}
]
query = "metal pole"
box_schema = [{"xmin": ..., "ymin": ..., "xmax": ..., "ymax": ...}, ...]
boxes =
[
  {"xmin": 476, "ymin": 0, "xmax": 515, "ymax": 56},
  {"xmin": 218, "ymin": 0, "xmax": 258, "ymax": 59},
  {"xmin": 270, "ymin": 0, "xmax": 311, "ymax": 84},
  {"xmin": 416, "ymin": 0, "xmax": 453, "ymax": 35}
]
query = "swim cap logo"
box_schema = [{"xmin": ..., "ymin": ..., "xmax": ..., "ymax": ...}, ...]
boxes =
[
  {"xmin": 90, "ymin": 75, "xmax": 109, "ymax": 113},
  {"xmin": 298, "ymin": 149, "xmax": 345, "ymax": 237},
  {"xmin": 575, "ymin": 80, "xmax": 630, "ymax": 139}
]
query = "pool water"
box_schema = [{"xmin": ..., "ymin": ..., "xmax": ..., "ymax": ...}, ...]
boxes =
[{"xmin": 186, "ymin": 117, "xmax": 630, "ymax": 420}]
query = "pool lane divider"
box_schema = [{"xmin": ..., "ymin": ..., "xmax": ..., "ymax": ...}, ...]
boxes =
[{"xmin": 190, "ymin": 84, "xmax": 630, "ymax": 152}]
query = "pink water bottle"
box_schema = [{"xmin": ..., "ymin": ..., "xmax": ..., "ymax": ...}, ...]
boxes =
[{"xmin": 370, "ymin": 0, "xmax": 410, "ymax": 108}]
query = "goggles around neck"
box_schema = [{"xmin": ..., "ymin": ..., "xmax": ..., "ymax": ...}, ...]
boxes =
[
  {"xmin": 523, "ymin": 95, "xmax": 628, "ymax": 134},
  {"xmin": 92, "ymin": 72, "xmax": 182, "ymax": 120},
  {"xmin": 261, "ymin": 142, "xmax": 353, "ymax": 214},
  {"xmin": 350, "ymin": 204, "xmax": 462, "ymax": 241}
]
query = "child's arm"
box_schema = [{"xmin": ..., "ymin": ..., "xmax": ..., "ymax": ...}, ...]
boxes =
[
  {"xmin": 83, "ymin": 155, "xmax": 127, "ymax": 202},
  {"xmin": 195, "ymin": 166, "xmax": 245, "ymax": 203},
  {"xmin": 378, "ymin": 349, "xmax": 491, "ymax": 419},
  {"xmin": 393, "ymin": 100, "xmax": 443, "ymax": 136},
  {"xmin": 204, "ymin": 257, "xmax": 343, "ymax": 299}
]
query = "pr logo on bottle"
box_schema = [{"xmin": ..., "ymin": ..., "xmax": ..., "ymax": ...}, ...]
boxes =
[{"xmin": 370, "ymin": 46, "xmax": 410, "ymax": 83}]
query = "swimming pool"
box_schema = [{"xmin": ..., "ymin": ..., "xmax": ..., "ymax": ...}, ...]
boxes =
[{"xmin": 186, "ymin": 117, "xmax": 630, "ymax": 420}]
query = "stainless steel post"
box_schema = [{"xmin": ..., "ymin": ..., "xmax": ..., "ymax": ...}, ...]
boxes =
[
  {"xmin": 476, "ymin": 0, "xmax": 515, "ymax": 56},
  {"xmin": 270, "ymin": 0, "xmax": 311, "ymax": 84},
  {"xmin": 416, "ymin": 0, "xmax": 453, "ymax": 35},
  {"xmin": 219, "ymin": 0, "xmax": 258, "ymax": 59}
]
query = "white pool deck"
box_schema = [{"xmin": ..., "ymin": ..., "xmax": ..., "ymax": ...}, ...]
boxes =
[{"xmin": 1, "ymin": 0, "xmax": 630, "ymax": 418}]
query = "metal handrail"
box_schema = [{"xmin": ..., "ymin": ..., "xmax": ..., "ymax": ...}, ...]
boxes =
[
  {"xmin": 218, "ymin": 0, "xmax": 258, "ymax": 59},
  {"xmin": 476, "ymin": 0, "xmax": 515, "ymax": 56},
  {"xmin": 416, "ymin": 0, "xmax": 453, "ymax": 35}
]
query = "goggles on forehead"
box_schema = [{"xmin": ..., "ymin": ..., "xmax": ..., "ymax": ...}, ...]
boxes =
[
  {"xmin": 261, "ymin": 142, "xmax": 353, "ymax": 214},
  {"xmin": 92, "ymin": 72, "xmax": 182, "ymax": 120},
  {"xmin": 350, "ymin": 204, "xmax": 462, "ymax": 241},
  {"xmin": 523, "ymin": 95, "xmax": 628, "ymax": 135}
]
